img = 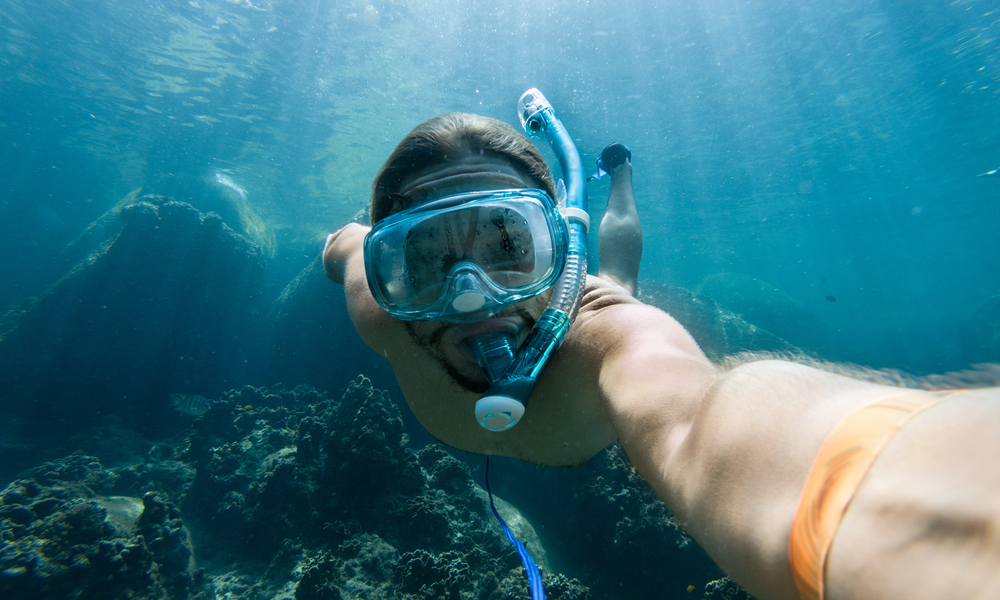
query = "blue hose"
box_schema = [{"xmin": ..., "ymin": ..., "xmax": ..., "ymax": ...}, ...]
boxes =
[{"xmin": 485, "ymin": 457, "xmax": 546, "ymax": 600}]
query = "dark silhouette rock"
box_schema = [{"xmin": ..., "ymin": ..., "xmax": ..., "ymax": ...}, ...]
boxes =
[
  {"xmin": 0, "ymin": 196, "xmax": 268, "ymax": 469},
  {"xmin": 640, "ymin": 281, "xmax": 803, "ymax": 362},
  {"xmin": 962, "ymin": 294, "xmax": 1000, "ymax": 364},
  {"xmin": 691, "ymin": 272, "xmax": 831, "ymax": 355},
  {"xmin": 259, "ymin": 256, "xmax": 395, "ymax": 393}
]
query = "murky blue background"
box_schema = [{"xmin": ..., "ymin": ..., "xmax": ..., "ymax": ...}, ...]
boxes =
[{"xmin": 3, "ymin": 0, "xmax": 998, "ymax": 374}]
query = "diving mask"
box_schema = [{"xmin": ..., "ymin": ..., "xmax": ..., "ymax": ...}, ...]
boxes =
[{"xmin": 364, "ymin": 189, "xmax": 569, "ymax": 322}]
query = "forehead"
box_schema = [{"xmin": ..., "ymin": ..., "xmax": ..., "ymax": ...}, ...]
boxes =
[{"xmin": 398, "ymin": 151, "xmax": 534, "ymax": 204}]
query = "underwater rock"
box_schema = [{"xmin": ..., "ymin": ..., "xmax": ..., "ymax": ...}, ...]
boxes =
[
  {"xmin": 174, "ymin": 377, "xmax": 747, "ymax": 599},
  {"xmin": 0, "ymin": 455, "xmax": 207, "ymax": 600},
  {"xmin": 961, "ymin": 293, "xmax": 1000, "ymax": 363},
  {"xmin": 640, "ymin": 281, "xmax": 803, "ymax": 361},
  {"xmin": 554, "ymin": 444, "xmax": 726, "ymax": 597},
  {"xmin": 259, "ymin": 256, "xmax": 397, "ymax": 394},
  {"xmin": 0, "ymin": 196, "xmax": 269, "ymax": 471},
  {"xmin": 692, "ymin": 272, "xmax": 825, "ymax": 352},
  {"xmin": 176, "ymin": 377, "xmax": 585, "ymax": 599},
  {"xmin": 703, "ymin": 576, "xmax": 758, "ymax": 599},
  {"xmin": 3, "ymin": 376, "xmax": 749, "ymax": 599}
]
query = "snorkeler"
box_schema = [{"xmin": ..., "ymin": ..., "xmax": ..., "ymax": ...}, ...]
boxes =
[{"xmin": 323, "ymin": 105, "xmax": 1000, "ymax": 600}]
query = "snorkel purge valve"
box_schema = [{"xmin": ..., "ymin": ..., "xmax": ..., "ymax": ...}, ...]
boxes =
[{"xmin": 472, "ymin": 89, "xmax": 589, "ymax": 431}]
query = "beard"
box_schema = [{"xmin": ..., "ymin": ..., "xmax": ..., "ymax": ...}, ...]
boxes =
[{"xmin": 404, "ymin": 305, "xmax": 537, "ymax": 394}]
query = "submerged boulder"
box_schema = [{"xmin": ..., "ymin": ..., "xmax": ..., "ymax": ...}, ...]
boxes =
[
  {"xmin": 640, "ymin": 281, "xmax": 803, "ymax": 362},
  {"xmin": 692, "ymin": 272, "xmax": 822, "ymax": 350},
  {"xmin": 259, "ymin": 256, "xmax": 392, "ymax": 402},
  {"xmin": 0, "ymin": 196, "xmax": 268, "ymax": 444},
  {"xmin": 962, "ymin": 293, "xmax": 1000, "ymax": 364},
  {"xmin": 0, "ymin": 455, "xmax": 207, "ymax": 600}
]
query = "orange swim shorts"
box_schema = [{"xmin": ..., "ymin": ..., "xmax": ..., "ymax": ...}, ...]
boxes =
[{"xmin": 788, "ymin": 389, "xmax": 966, "ymax": 600}]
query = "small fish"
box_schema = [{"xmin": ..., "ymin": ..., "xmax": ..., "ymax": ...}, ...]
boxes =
[
  {"xmin": 978, "ymin": 167, "xmax": 1000, "ymax": 177},
  {"xmin": 214, "ymin": 171, "xmax": 248, "ymax": 200},
  {"xmin": 170, "ymin": 393, "xmax": 212, "ymax": 416},
  {"xmin": 825, "ymin": 295, "xmax": 837, "ymax": 302}
]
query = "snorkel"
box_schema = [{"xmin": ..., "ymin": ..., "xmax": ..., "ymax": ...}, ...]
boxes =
[{"xmin": 471, "ymin": 89, "xmax": 589, "ymax": 431}]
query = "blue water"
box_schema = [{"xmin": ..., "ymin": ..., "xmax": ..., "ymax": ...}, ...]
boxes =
[{"xmin": 2, "ymin": 0, "xmax": 998, "ymax": 375}]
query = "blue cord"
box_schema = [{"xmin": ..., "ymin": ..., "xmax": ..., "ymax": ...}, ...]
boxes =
[{"xmin": 485, "ymin": 456, "xmax": 546, "ymax": 600}]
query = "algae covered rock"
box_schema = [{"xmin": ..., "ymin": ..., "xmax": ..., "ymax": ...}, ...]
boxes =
[
  {"xmin": 176, "ymin": 376, "xmax": 582, "ymax": 599},
  {"xmin": 2, "ymin": 375, "xmax": 739, "ymax": 600},
  {"xmin": 0, "ymin": 455, "xmax": 208, "ymax": 600},
  {"xmin": 640, "ymin": 281, "xmax": 802, "ymax": 361},
  {"xmin": 0, "ymin": 196, "xmax": 268, "ymax": 446}
]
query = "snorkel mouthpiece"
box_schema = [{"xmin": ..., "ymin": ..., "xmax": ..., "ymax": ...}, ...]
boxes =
[
  {"xmin": 471, "ymin": 332, "xmax": 522, "ymax": 430},
  {"xmin": 472, "ymin": 88, "xmax": 588, "ymax": 432},
  {"xmin": 470, "ymin": 331, "xmax": 517, "ymax": 382}
]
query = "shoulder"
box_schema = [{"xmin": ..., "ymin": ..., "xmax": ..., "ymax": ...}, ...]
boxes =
[
  {"xmin": 575, "ymin": 275, "xmax": 674, "ymax": 336},
  {"xmin": 571, "ymin": 275, "xmax": 709, "ymax": 371},
  {"xmin": 578, "ymin": 275, "xmax": 643, "ymax": 314}
]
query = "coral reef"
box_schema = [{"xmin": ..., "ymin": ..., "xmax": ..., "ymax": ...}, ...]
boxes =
[
  {"xmin": 0, "ymin": 377, "xmax": 753, "ymax": 600},
  {"xmin": 0, "ymin": 455, "xmax": 207, "ymax": 600},
  {"xmin": 703, "ymin": 577, "xmax": 758, "ymax": 599}
]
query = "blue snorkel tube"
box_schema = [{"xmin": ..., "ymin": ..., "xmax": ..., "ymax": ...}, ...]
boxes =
[{"xmin": 472, "ymin": 89, "xmax": 589, "ymax": 432}]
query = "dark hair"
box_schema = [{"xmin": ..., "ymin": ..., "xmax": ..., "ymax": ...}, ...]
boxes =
[{"xmin": 370, "ymin": 113, "xmax": 556, "ymax": 223}]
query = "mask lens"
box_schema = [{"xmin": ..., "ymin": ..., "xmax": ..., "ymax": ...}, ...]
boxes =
[
  {"xmin": 402, "ymin": 201, "xmax": 546, "ymax": 295},
  {"xmin": 365, "ymin": 190, "xmax": 564, "ymax": 320}
]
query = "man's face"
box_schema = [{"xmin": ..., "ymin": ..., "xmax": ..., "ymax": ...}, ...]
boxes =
[{"xmin": 392, "ymin": 150, "xmax": 552, "ymax": 393}]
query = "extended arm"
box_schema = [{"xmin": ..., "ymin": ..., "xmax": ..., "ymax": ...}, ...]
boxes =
[{"xmin": 588, "ymin": 302, "xmax": 1000, "ymax": 600}]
